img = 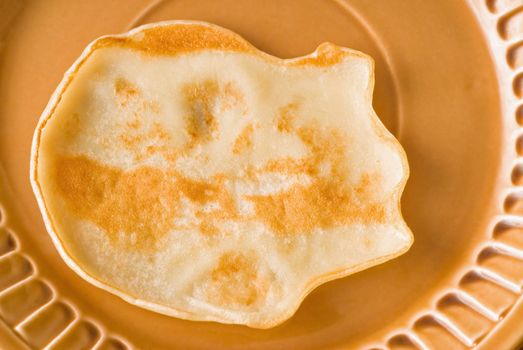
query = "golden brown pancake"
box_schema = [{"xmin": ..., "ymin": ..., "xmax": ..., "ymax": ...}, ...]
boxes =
[{"xmin": 31, "ymin": 20, "xmax": 413, "ymax": 328}]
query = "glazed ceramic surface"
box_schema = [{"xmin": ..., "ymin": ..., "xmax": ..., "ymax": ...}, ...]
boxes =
[{"xmin": 0, "ymin": 0, "xmax": 522, "ymax": 349}]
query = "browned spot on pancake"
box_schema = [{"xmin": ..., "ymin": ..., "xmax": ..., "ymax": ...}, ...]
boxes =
[
  {"xmin": 176, "ymin": 175, "xmax": 218, "ymax": 204},
  {"xmin": 113, "ymin": 82, "xmax": 171, "ymax": 161},
  {"xmin": 190, "ymin": 175, "xmax": 237, "ymax": 224},
  {"xmin": 220, "ymin": 81, "xmax": 245, "ymax": 112},
  {"xmin": 96, "ymin": 24, "xmax": 254, "ymax": 56},
  {"xmin": 114, "ymin": 78, "xmax": 140, "ymax": 107},
  {"xmin": 199, "ymin": 219, "xmax": 219, "ymax": 236},
  {"xmin": 144, "ymin": 145, "xmax": 167, "ymax": 156},
  {"xmin": 148, "ymin": 122, "xmax": 170, "ymax": 141},
  {"xmin": 210, "ymin": 176, "xmax": 238, "ymax": 216},
  {"xmin": 248, "ymin": 177, "xmax": 385, "ymax": 235},
  {"xmin": 206, "ymin": 252, "xmax": 267, "ymax": 308},
  {"xmin": 119, "ymin": 115, "xmax": 173, "ymax": 161},
  {"xmin": 55, "ymin": 155, "xmax": 179, "ymax": 250},
  {"xmin": 182, "ymin": 80, "xmax": 245, "ymax": 148},
  {"xmin": 263, "ymin": 157, "xmax": 311, "ymax": 175},
  {"xmin": 277, "ymin": 103, "xmax": 297, "ymax": 133},
  {"xmin": 119, "ymin": 122, "xmax": 168, "ymax": 147},
  {"xmin": 232, "ymin": 124, "xmax": 253, "ymax": 154},
  {"xmin": 115, "ymin": 78, "xmax": 139, "ymax": 96},
  {"xmin": 114, "ymin": 81, "xmax": 167, "ymax": 159},
  {"xmin": 94, "ymin": 24, "xmax": 350, "ymax": 67},
  {"xmin": 126, "ymin": 118, "xmax": 141, "ymax": 130},
  {"xmin": 247, "ymin": 126, "xmax": 386, "ymax": 234},
  {"xmin": 183, "ymin": 80, "xmax": 220, "ymax": 146},
  {"xmin": 55, "ymin": 155, "xmax": 239, "ymax": 246},
  {"xmin": 355, "ymin": 173, "xmax": 374, "ymax": 196}
]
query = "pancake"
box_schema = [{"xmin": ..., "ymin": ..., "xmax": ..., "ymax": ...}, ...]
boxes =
[{"xmin": 30, "ymin": 21, "xmax": 413, "ymax": 328}]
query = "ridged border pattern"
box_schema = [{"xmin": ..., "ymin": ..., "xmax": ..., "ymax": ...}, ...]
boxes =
[{"xmin": 0, "ymin": 211, "xmax": 130, "ymax": 349}]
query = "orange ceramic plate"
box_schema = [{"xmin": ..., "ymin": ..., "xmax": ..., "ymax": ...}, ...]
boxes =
[{"xmin": 0, "ymin": 0, "xmax": 522, "ymax": 349}]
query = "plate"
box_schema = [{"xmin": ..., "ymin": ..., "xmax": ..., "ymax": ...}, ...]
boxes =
[{"xmin": 0, "ymin": 0, "xmax": 522, "ymax": 349}]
